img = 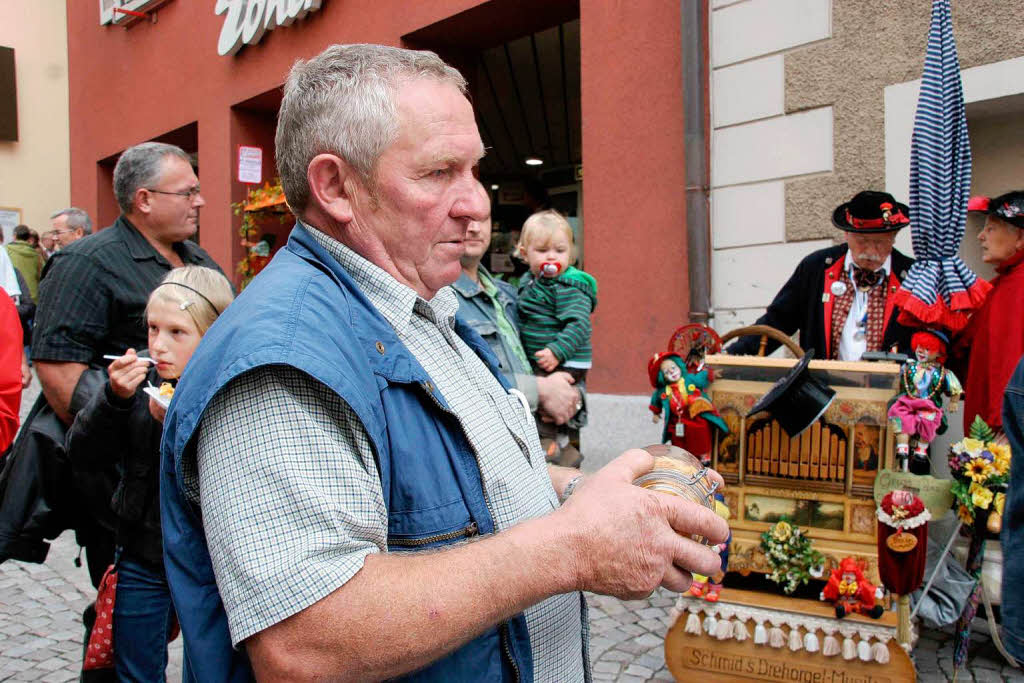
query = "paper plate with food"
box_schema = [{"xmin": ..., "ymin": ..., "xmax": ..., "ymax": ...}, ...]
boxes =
[{"xmin": 144, "ymin": 381, "xmax": 176, "ymax": 409}]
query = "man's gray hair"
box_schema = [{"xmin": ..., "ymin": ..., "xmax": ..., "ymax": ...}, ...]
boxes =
[
  {"xmin": 113, "ymin": 142, "xmax": 192, "ymax": 214},
  {"xmin": 49, "ymin": 207, "xmax": 93, "ymax": 234},
  {"xmin": 275, "ymin": 43, "xmax": 467, "ymax": 215}
]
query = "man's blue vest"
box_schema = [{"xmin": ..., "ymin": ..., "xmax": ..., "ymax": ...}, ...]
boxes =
[{"xmin": 159, "ymin": 225, "xmax": 534, "ymax": 681}]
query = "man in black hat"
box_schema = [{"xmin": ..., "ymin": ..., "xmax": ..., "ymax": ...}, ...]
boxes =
[{"xmin": 728, "ymin": 190, "xmax": 915, "ymax": 360}]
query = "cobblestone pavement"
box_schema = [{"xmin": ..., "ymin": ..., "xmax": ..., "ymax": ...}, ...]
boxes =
[{"xmin": 3, "ymin": 377, "xmax": 1023, "ymax": 681}]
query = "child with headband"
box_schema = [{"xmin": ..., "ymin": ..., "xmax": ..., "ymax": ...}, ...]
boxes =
[{"xmin": 68, "ymin": 265, "xmax": 233, "ymax": 679}]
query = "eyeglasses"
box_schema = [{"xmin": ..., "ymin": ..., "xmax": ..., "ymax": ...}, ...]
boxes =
[
  {"xmin": 46, "ymin": 229, "xmax": 76, "ymax": 237},
  {"xmin": 146, "ymin": 187, "xmax": 202, "ymax": 200}
]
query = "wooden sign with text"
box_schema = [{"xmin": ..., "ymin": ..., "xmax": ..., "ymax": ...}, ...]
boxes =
[
  {"xmin": 872, "ymin": 469, "xmax": 953, "ymax": 519},
  {"xmin": 665, "ymin": 624, "xmax": 915, "ymax": 682}
]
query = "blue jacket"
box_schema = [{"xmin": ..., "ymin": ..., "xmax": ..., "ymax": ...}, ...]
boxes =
[
  {"xmin": 1001, "ymin": 356, "xmax": 1024, "ymax": 662},
  {"xmin": 160, "ymin": 225, "xmax": 534, "ymax": 681},
  {"xmin": 451, "ymin": 269, "xmax": 533, "ymax": 385}
]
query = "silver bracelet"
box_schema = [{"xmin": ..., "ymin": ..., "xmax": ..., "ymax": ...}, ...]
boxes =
[{"xmin": 559, "ymin": 474, "xmax": 584, "ymax": 504}]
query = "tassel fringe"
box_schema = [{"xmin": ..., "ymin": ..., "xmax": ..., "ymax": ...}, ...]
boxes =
[
  {"xmin": 672, "ymin": 596, "xmax": 899, "ymax": 666},
  {"xmin": 842, "ymin": 637, "xmax": 857, "ymax": 660},
  {"xmin": 715, "ymin": 618, "xmax": 734, "ymax": 640},
  {"xmin": 789, "ymin": 627, "xmax": 803, "ymax": 652}
]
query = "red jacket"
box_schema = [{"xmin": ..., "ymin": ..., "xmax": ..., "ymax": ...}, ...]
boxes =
[
  {"xmin": 954, "ymin": 248, "xmax": 1024, "ymax": 430},
  {"xmin": 0, "ymin": 294, "xmax": 23, "ymax": 453}
]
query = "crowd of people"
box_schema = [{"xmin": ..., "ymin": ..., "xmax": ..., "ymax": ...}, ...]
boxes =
[
  {"xmin": 0, "ymin": 44, "xmax": 725, "ymax": 681},
  {"xmin": 0, "ymin": 40, "xmax": 1020, "ymax": 681}
]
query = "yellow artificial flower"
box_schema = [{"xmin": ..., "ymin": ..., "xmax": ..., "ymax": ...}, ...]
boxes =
[
  {"xmin": 957, "ymin": 504, "xmax": 974, "ymax": 524},
  {"xmin": 772, "ymin": 521, "xmax": 792, "ymax": 542},
  {"xmin": 991, "ymin": 443, "xmax": 1011, "ymax": 475},
  {"xmin": 961, "ymin": 438, "xmax": 985, "ymax": 454},
  {"xmin": 964, "ymin": 458, "xmax": 994, "ymax": 483},
  {"xmin": 995, "ymin": 492, "xmax": 1006, "ymax": 516},
  {"xmin": 990, "ymin": 443, "xmax": 1011, "ymax": 461},
  {"xmin": 969, "ymin": 482, "xmax": 993, "ymax": 510}
]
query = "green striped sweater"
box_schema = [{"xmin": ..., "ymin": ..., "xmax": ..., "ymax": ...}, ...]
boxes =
[{"xmin": 517, "ymin": 266, "xmax": 598, "ymax": 369}]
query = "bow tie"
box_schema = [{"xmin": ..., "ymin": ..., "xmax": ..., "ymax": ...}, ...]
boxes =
[{"xmin": 852, "ymin": 266, "xmax": 883, "ymax": 290}]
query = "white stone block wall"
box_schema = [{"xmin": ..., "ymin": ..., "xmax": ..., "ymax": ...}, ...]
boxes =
[
  {"xmin": 708, "ymin": 0, "xmax": 834, "ymax": 340},
  {"xmin": 582, "ymin": 0, "xmax": 837, "ymax": 467}
]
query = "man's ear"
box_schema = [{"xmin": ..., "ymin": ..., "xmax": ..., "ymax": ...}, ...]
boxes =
[
  {"xmin": 134, "ymin": 188, "xmax": 153, "ymax": 216},
  {"xmin": 307, "ymin": 154, "xmax": 357, "ymax": 225}
]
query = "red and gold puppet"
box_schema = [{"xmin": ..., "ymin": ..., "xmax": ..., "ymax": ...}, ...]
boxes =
[{"xmin": 821, "ymin": 557, "xmax": 885, "ymax": 619}]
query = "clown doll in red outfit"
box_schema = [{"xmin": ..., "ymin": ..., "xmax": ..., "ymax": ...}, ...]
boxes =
[
  {"xmin": 887, "ymin": 330, "xmax": 962, "ymax": 472},
  {"xmin": 648, "ymin": 351, "xmax": 729, "ymax": 464},
  {"xmin": 821, "ymin": 557, "xmax": 885, "ymax": 619}
]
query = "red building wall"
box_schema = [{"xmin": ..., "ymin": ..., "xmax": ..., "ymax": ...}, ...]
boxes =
[{"xmin": 66, "ymin": 0, "xmax": 694, "ymax": 394}]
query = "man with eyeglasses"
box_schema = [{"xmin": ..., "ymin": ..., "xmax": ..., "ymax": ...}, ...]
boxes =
[
  {"xmin": 11, "ymin": 142, "xmax": 222, "ymax": 677},
  {"xmin": 46, "ymin": 207, "xmax": 93, "ymax": 251}
]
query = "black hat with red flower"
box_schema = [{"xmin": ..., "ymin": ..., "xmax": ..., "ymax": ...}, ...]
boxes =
[
  {"xmin": 831, "ymin": 190, "xmax": 911, "ymax": 234},
  {"xmin": 967, "ymin": 190, "xmax": 1024, "ymax": 229}
]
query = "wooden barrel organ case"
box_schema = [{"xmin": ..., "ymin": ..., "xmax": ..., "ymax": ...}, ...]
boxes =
[{"xmin": 704, "ymin": 354, "xmax": 901, "ymax": 585}]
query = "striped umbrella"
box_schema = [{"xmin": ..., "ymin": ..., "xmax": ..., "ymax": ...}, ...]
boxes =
[{"xmin": 893, "ymin": 0, "xmax": 990, "ymax": 333}]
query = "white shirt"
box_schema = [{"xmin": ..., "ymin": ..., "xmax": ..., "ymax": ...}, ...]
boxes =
[
  {"xmin": 838, "ymin": 253, "xmax": 891, "ymax": 361},
  {"xmin": 0, "ymin": 247, "xmax": 21, "ymax": 300}
]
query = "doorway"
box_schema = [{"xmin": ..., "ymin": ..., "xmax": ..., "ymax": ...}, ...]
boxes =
[{"xmin": 405, "ymin": 1, "xmax": 583, "ymax": 284}]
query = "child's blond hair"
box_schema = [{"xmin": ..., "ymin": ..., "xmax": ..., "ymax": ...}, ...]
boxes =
[
  {"xmin": 517, "ymin": 210, "xmax": 575, "ymax": 259},
  {"xmin": 146, "ymin": 266, "xmax": 235, "ymax": 335}
]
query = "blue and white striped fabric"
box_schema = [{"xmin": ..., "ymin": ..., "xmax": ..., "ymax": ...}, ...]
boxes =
[{"xmin": 897, "ymin": 0, "xmax": 987, "ymax": 331}]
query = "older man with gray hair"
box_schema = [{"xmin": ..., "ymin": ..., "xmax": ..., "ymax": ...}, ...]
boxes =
[
  {"xmin": 46, "ymin": 207, "xmax": 93, "ymax": 250},
  {"xmin": 34, "ymin": 142, "xmax": 219, "ymax": 424},
  {"xmin": 161, "ymin": 43, "xmax": 727, "ymax": 682}
]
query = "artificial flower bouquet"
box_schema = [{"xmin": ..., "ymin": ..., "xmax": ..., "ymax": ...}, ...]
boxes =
[
  {"xmin": 948, "ymin": 416, "xmax": 1008, "ymax": 531},
  {"xmin": 760, "ymin": 519, "xmax": 825, "ymax": 595}
]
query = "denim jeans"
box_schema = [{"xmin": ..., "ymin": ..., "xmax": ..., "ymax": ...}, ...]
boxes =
[
  {"xmin": 1001, "ymin": 356, "xmax": 1024, "ymax": 662},
  {"xmin": 113, "ymin": 556, "xmax": 176, "ymax": 682}
]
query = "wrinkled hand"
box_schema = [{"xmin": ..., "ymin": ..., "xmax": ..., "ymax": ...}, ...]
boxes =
[
  {"xmin": 108, "ymin": 349, "xmax": 149, "ymax": 400},
  {"xmin": 534, "ymin": 348, "xmax": 559, "ymax": 372},
  {"xmin": 148, "ymin": 397, "xmax": 167, "ymax": 424},
  {"xmin": 536, "ymin": 371, "xmax": 579, "ymax": 425},
  {"xmin": 556, "ymin": 449, "xmax": 729, "ymax": 599}
]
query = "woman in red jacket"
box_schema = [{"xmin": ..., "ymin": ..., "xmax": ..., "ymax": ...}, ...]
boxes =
[{"xmin": 954, "ymin": 191, "xmax": 1024, "ymax": 433}]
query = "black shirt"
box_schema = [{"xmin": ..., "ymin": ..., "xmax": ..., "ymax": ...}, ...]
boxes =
[
  {"xmin": 725, "ymin": 244, "xmax": 915, "ymax": 358},
  {"xmin": 32, "ymin": 215, "xmax": 222, "ymax": 366}
]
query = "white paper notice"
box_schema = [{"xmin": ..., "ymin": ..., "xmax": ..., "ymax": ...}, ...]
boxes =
[{"xmin": 238, "ymin": 146, "xmax": 263, "ymax": 184}]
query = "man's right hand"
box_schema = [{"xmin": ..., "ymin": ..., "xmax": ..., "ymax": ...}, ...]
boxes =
[
  {"xmin": 536, "ymin": 371, "xmax": 579, "ymax": 425},
  {"xmin": 556, "ymin": 449, "xmax": 728, "ymax": 599}
]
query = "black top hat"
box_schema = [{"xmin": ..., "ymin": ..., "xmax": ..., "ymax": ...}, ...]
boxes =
[
  {"xmin": 747, "ymin": 350, "xmax": 836, "ymax": 438},
  {"xmin": 832, "ymin": 191, "xmax": 911, "ymax": 233}
]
